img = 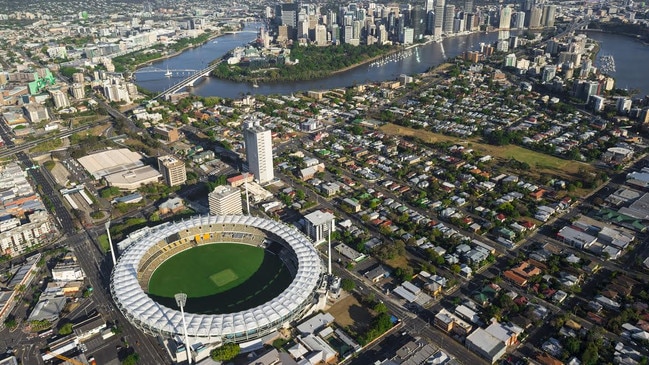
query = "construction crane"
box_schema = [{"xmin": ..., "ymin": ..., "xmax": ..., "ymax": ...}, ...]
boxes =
[{"xmin": 45, "ymin": 351, "xmax": 86, "ymax": 365}]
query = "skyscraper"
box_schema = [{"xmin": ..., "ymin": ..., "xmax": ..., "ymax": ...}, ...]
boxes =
[
  {"xmin": 464, "ymin": 0, "xmax": 474, "ymax": 13},
  {"xmin": 279, "ymin": 2, "xmax": 298, "ymax": 28},
  {"xmin": 434, "ymin": 0, "xmax": 445, "ymax": 37},
  {"xmin": 410, "ymin": 5, "xmax": 425, "ymax": 40},
  {"xmin": 244, "ymin": 121, "xmax": 274, "ymax": 184},
  {"xmin": 443, "ymin": 4, "xmax": 455, "ymax": 34},
  {"xmin": 499, "ymin": 5, "xmax": 512, "ymax": 30},
  {"xmin": 209, "ymin": 185, "xmax": 243, "ymax": 216},
  {"xmin": 425, "ymin": 0, "xmax": 434, "ymax": 13}
]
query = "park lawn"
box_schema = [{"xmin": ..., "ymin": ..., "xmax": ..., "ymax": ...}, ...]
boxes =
[
  {"xmin": 380, "ymin": 123, "xmax": 594, "ymax": 178},
  {"xmin": 148, "ymin": 243, "xmax": 264, "ymax": 298},
  {"xmin": 383, "ymin": 255, "xmax": 409, "ymax": 270}
]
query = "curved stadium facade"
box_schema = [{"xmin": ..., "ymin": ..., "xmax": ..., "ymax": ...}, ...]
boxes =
[{"xmin": 110, "ymin": 215, "xmax": 323, "ymax": 344}]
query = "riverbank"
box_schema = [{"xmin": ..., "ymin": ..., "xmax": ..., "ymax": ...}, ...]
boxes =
[
  {"xmin": 583, "ymin": 28, "xmax": 649, "ymax": 47},
  {"xmin": 126, "ymin": 29, "xmax": 236, "ymax": 74}
]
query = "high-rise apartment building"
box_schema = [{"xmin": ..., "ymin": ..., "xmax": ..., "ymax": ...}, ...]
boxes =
[
  {"xmin": 72, "ymin": 72, "xmax": 85, "ymax": 84},
  {"xmin": 639, "ymin": 108, "xmax": 649, "ymax": 132},
  {"xmin": 529, "ymin": 6, "xmax": 543, "ymax": 28},
  {"xmin": 512, "ymin": 11, "xmax": 526, "ymax": 29},
  {"xmin": 71, "ymin": 83, "xmax": 85, "ymax": 99},
  {"xmin": 157, "ymin": 155, "xmax": 186, "ymax": 187},
  {"xmin": 499, "ymin": 5, "xmax": 512, "ymax": 30},
  {"xmin": 209, "ymin": 185, "xmax": 243, "ymax": 215},
  {"xmin": 542, "ymin": 5, "xmax": 556, "ymax": 27},
  {"xmin": 50, "ymin": 89, "xmax": 70, "ymax": 109},
  {"xmin": 303, "ymin": 210, "xmax": 335, "ymax": 245},
  {"xmin": 244, "ymin": 121, "xmax": 274, "ymax": 184}
]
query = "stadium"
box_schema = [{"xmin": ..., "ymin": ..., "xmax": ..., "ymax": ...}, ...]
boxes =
[{"xmin": 110, "ymin": 215, "xmax": 324, "ymax": 345}]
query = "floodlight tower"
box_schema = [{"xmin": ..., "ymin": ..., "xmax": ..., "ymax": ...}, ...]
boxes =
[
  {"xmin": 244, "ymin": 172, "xmax": 251, "ymax": 216},
  {"xmin": 105, "ymin": 220, "xmax": 116, "ymax": 266},
  {"xmin": 174, "ymin": 293, "xmax": 193, "ymax": 364},
  {"xmin": 327, "ymin": 220, "xmax": 332, "ymax": 276}
]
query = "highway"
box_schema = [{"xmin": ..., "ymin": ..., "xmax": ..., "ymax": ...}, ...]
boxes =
[{"xmin": 0, "ymin": 116, "xmax": 109, "ymax": 159}]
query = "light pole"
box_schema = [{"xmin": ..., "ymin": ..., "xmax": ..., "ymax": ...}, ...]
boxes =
[
  {"xmin": 105, "ymin": 220, "xmax": 116, "ymax": 266},
  {"xmin": 174, "ymin": 293, "xmax": 192, "ymax": 364}
]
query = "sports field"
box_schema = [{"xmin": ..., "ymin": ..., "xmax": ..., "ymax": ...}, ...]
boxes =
[{"xmin": 147, "ymin": 243, "xmax": 293, "ymax": 314}]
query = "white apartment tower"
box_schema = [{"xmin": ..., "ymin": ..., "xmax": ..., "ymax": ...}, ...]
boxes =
[
  {"xmin": 208, "ymin": 185, "xmax": 243, "ymax": 215},
  {"xmin": 244, "ymin": 121, "xmax": 274, "ymax": 184}
]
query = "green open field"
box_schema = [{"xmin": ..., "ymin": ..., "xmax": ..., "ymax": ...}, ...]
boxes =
[
  {"xmin": 380, "ymin": 123, "xmax": 595, "ymax": 179},
  {"xmin": 147, "ymin": 243, "xmax": 293, "ymax": 314}
]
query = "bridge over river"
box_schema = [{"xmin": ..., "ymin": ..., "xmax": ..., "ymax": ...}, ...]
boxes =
[{"xmin": 153, "ymin": 61, "xmax": 223, "ymax": 100}]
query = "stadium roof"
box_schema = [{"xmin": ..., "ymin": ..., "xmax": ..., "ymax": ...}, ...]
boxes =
[{"xmin": 111, "ymin": 215, "xmax": 322, "ymax": 342}]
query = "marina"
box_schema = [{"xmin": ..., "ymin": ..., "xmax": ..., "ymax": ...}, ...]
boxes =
[
  {"xmin": 599, "ymin": 54, "xmax": 616, "ymax": 73},
  {"xmin": 369, "ymin": 48, "xmax": 416, "ymax": 68}
]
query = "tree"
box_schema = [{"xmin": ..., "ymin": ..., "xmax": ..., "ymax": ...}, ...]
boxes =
[
  {"xmin": 122, "ymin": 353, "xmax": 140, "ymax": 365},
  {"xmin": 341, "ymin": 278, "xmax": 356, "ymax": 292},
  {"xmin": 3, "ymin": 316, "xmax": 17, "ymax": 330},
  {"xmin": 373, "ymin": 302, "xmax": 388, "ymax": 314},
  {"xmin": 210, "ymin": 343, "xmax": 240, "ymax": 362},
  {"xmin": 350, "ymin": 125, "xmax": 363, "ymax": 135},
  {"xmin": 58, "ymin": 322, "xmax": 73, "ymax": 335},
  {"xmin": 564, "ymin": 337, "xmax": 581, "ymax": 356},
  {"xmin": 581, "ymin": 343, "xmax": 599, "ymax": 365},
  {"xmin": 295, "ymin": 189, "xmax": 306, "ymax": 201}
]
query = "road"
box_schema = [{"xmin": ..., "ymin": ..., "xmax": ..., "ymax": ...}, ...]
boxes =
[
  {"xmin": 0, "ymin": 117, "xmax": 77, "ymax": 236},
  {"xmin": 67, "ymin": 231, "xmax": 172, "ymax": 364}
]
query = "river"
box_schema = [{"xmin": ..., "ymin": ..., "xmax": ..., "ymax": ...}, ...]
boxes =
[
  {"xmin": 585, "ymin": 31, "xmax": 649, "ymax": 98},
  {"xmin": 135, "ymin": 24, "xmax": 649, "ymax": 99}
]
